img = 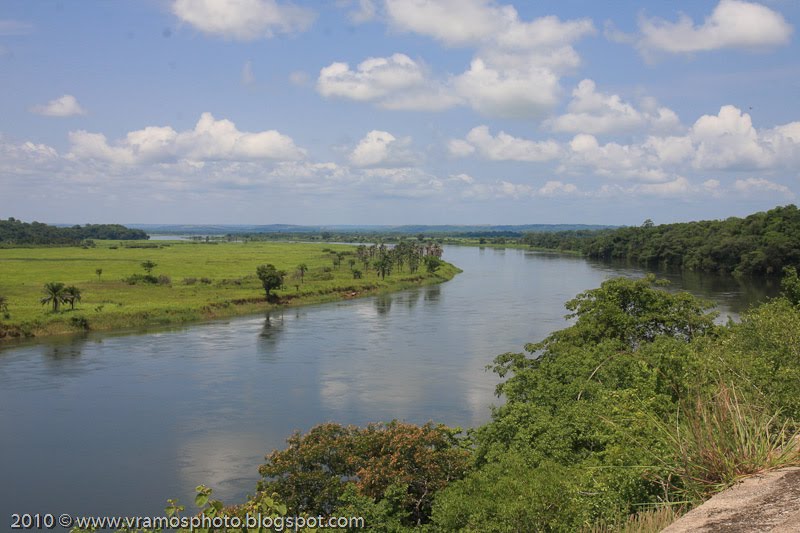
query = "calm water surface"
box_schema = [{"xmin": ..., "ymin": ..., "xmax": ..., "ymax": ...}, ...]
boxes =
[{"xmin": 0, "ymin": 246, "xmax": 778, "ymax": 522}]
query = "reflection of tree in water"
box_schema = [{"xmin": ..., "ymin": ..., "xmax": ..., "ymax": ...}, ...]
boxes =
[
  {"xmin": 424, "ymin": 285, "xmax": 441, "ymax": 303},
  {"xmin": 258, "ymin": 312, "xmax": 286, "ymax": 355},
  {"xmin": 42, "ymin": 337, "xmax": 86, "ymax": 361},
  {"xmin": 375, "ymin": 294, "xmax": 392, "ymax": 315}
]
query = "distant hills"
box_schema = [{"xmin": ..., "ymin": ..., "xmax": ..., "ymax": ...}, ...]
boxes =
[{"xmin": 128, "ymin": 223, "xmax": 615, "ymax": 236}]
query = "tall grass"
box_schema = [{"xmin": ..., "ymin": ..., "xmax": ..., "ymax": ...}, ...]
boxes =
[
  {"xmin": 585, "ymin": 505, "xmax": 682, "ymax": 533},
  {"xmin": 658, "ymin": 381, "xmax": 800, "ymax": 501}
]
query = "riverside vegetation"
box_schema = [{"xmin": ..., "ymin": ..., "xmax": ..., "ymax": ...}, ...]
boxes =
[
  {"xmin": 0, "ymin": 239, "xmax": 456, "ymax": 340},
  {"xmin": 69, "ymin": 268, "xmax": 800, "ymax": 532}
]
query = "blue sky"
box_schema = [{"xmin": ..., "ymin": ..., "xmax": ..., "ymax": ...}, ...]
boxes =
[{"xmin": 1, "ymin": 0, "xmax": 799, "ymax": 225}]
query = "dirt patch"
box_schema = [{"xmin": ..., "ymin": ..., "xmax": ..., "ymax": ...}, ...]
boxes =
[{"xmin": 663, "ymin": 468, "xmax": 800, "ymax": 532}]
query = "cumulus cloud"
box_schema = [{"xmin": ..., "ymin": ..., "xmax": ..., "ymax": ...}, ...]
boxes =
[
  {"xmin": 349, "ymin": 130, "xmax": 415, "ymax": 167},
  {"xmin": 171, "ymin": 0, "xmax": 315, "ymax": 40},
  {"xmin": 638, "ymin": 0, "xmax": 792, "ymax": 55},
  {"xmin": 547, "ymin": 79, "xmax": 681, "ymax": 134},
  {"xmin": 453, "ymin": 59, "xmax": 561, "ymax": 119},
  {"xmin": 67, "ymin": 112, "xmax": 306, "ymax": 165},
  {"xmin": 450, "ymin": 125, "xmax": 560, "ymax": 162},
  {"xmin": 555, "ymin": 105, "xmax": 800, "ymax": 181},
  {"xmin": 317, "ymin": 53, "xmax": 459, "ymax": 111},
  {"xmin": 691, "ymin": 105, "xmax": 776, "ymax": 170},
  {"xmin": 320, "ymin": 1, "xmax": 595, "ymax": 117},
  {"xmin": 30, "ymin": 95, "xmax": 87, "ymax": 117},
  {"xmin": 384, "ymin": 0, "xmax": 593, "ymax": 49}
]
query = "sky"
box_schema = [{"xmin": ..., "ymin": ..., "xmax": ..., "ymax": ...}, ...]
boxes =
[{"xmin": 1, "ymin": 0, "xmax": 799, "ymax": 225}]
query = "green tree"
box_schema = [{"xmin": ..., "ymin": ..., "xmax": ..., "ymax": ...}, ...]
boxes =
[
  {"xmin": 373, "ymin": 255, "xmax": 392, "ymax": 280},
  {"xmin": 259, "ymin": 421, "xmax": 469, "ymax": 525},
  {"xmin": 40, "ymin": 282, "xmax": 66, "ymax": 312},
  {"xmin": 424, "ymin": 256, "xmax": 442, "ymax": 274},
  {"xmin": 63, "ymin": 286, "xmax": 82, "ymax": 310},
  {"xmin": 256, "ymin": 264, "xmax": 286, "ymax": 301},
  {"xmin": 296, "ymin": 263, "xmax": 308, "ymax": 284},
  {"xmin": 781, "ymin": 266, "xmax": 800, "ymax": 306},
  {"xmin": 95, "ymin": 268, "xmax": 103, "ymax": 281},
  {"xmin": 141, "ymin": 260, "xmax": 157, "ymax": 274},
  {"xmin": 0, "ymin": 294, "xmax": 9, "ymax": 318}
]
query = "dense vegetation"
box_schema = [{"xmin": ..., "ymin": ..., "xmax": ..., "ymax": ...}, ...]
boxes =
[
  {"xmin": 72, "ymin": 269, "xmax": 800, "ymax": 532},
  {"xmin": 0, "ymin": 218, "xmax": 148, "ymax": 245},
  {"xmin": 0, "ymin": 240, "xmax": 457, "ymax": 340},
  {"xmin": 522, "ymin": 205, "xmax": 800, "ymax": 276}
]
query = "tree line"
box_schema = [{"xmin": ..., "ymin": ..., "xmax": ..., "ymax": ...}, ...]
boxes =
[
  {"xmin": 0, "ymin": 218, "xmax": 149, "ymax": 246},
  {"xmin": 523, "ymin": 204, "xmax": 800, "ymax": 276}
]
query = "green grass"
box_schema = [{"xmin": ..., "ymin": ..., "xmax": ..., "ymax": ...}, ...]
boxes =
[{"xmin": 0, "ymin": 240, "xmax": 460, "ymax": 340}]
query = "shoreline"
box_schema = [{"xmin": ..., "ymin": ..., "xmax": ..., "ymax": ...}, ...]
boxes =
[{"xmin": 0, "ymin": 266, "xmax": 459, "ymax": 344}]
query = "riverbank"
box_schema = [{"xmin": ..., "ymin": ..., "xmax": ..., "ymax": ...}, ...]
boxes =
[{"xmin": 0, "ymin": 240, "xmax": 460, "ymax": 341}]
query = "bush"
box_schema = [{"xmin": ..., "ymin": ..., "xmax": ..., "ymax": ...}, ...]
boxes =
[
  {"xmin": 183, "ymin": 277, "xmax": 197, "ymax": 285},
  {"xmin": 157, "ymin": 274, "xmax": 171, "ymax": 285},
  {"xmin": 200, "ymin": 277, "xmax": 212, "ymax": 284},
  {"xmin": 69, "ymin": 316, "xmax": 90, "ymax": 330}
]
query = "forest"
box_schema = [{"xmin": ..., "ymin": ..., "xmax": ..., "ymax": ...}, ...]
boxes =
[
  {"xmin": 522, "ymin": 204, "xmax": 800, "ymax": 276},
  {"xmin": 0, "ymin": 218, "xmax": 149, "ymax": 245}
]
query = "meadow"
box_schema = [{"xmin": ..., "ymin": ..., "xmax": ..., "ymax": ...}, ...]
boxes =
[{"xmin": 0, "ymin": 240, "xmax": 459, "ymax": 340}]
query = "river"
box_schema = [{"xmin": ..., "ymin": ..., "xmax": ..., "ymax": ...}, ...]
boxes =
[{"xmin": 0, "ymin": 246, "xmax": 779, "ymax": 522}]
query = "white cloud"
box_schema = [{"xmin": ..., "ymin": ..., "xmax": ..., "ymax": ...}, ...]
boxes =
[
  {"xmin": 317, "ymin": 54, "xmax": 460, "ymax": 111},
  {"xmin": 690, "ymin": 105, "xmax": 774, "ymax": 169},
  {"xmin": 171, "ymin": 0, "xmax": 315, "ymax": 40},
  {"xmin": 563, "ymin": 133, "xmax": 669, "ymax": 182},
  {"xmin": 349, "ymin": 130, "xmax": 414, "ymax": 167},
  {"xmin": 638, "ymin": 0, "xmax": 792, "ymax": 54},
  {"xmin": 322, "ymin": 1, "xmax": 595, "ymax": 117},
  {"xmin": 733, "ymin": 177, "xmax": 794, "ymax": 197},
  {"xmin": 67, "ymin": 112, "xmax": 306, "ymax": 165},
  {"xmin": 451, "ymin": 125, "xmax": 560, "ymax": 162},
  {"xmin": 31, "ymin": 95, "xmax": 87, "ymax": 117},
  {"xmin": 547, "ymin": 79, "xmax": 681, "ymax": 134},
  {"xmin": 384, "ymin": 0, "xmax": 593, "ymax": 49},
  {"xmin": 453, "ymin": 59, "xmax": 561, "ymax": 119},
  {"xmin": 538, "ymin": 180, "xmax": 579, "ymax": 197},
  {"xmin": 349, "ymin": 0, "xmax": 377, "ymax": 23}
]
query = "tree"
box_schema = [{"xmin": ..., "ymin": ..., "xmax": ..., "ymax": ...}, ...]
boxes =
[
  {"xmin": 296, "ymin": 263, "xmax": 308, "ymax": 284},
  {"xmin": 0, "ymin": 294, "xmax": 8, "ymax": 318},
  {"xmin": 425, "ymin": 256, "xmax": 442, "ymax": 274},
  {"xmin": 95, "ymin": 268, "xmax": 103, "ymax": 281},
  {"xmin": 258, "ymin": 421, "xmax": 469, "ymax": 525},
  {"xmin": 63, "ymin": 286, "xmax": 82, "ymax": 310},
  {"xmin": 141, "ymin": 260, "xmax": 157, "ymax": 274},
  {"xmin": 374, "ymin": 255, "xmax": 392, "ymax": 280},
  {"xmin": 256, "ymin": 264, "xmax": 286, "ymax": 300},
  {"xmin": 40, "ymin": 282, "xmax": 66, "ymax": 312}
]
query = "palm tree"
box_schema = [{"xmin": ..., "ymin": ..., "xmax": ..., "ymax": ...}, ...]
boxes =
[
  {"xmin": 40, "ymin": 282, "xmax": 66, "ymax": 312},
  {"xmin": 63, "ymin": 286, "xmax": 82, "ymax": 310},
  {"xmin": 296, "ymin": 263, "xmax": 308, "ymax": 284}
]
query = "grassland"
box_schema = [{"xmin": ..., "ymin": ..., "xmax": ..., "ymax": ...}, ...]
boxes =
[{"xmin": 0, "ymin": 240, "xmax": 460, "ymax": 341}]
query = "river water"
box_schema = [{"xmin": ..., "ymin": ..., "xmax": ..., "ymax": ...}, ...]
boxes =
[{"xmin": 0, "ymin": 246, "xmax": 778, "ymax": 522}]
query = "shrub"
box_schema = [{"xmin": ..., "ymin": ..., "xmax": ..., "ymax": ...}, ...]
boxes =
[
  {"xmin": 69, "ymin": 316, "xmax": 90, "ymax": 330},
  {"xmin": 183, "ymin": 277, "xmax": 197, "ymax": 285}
]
